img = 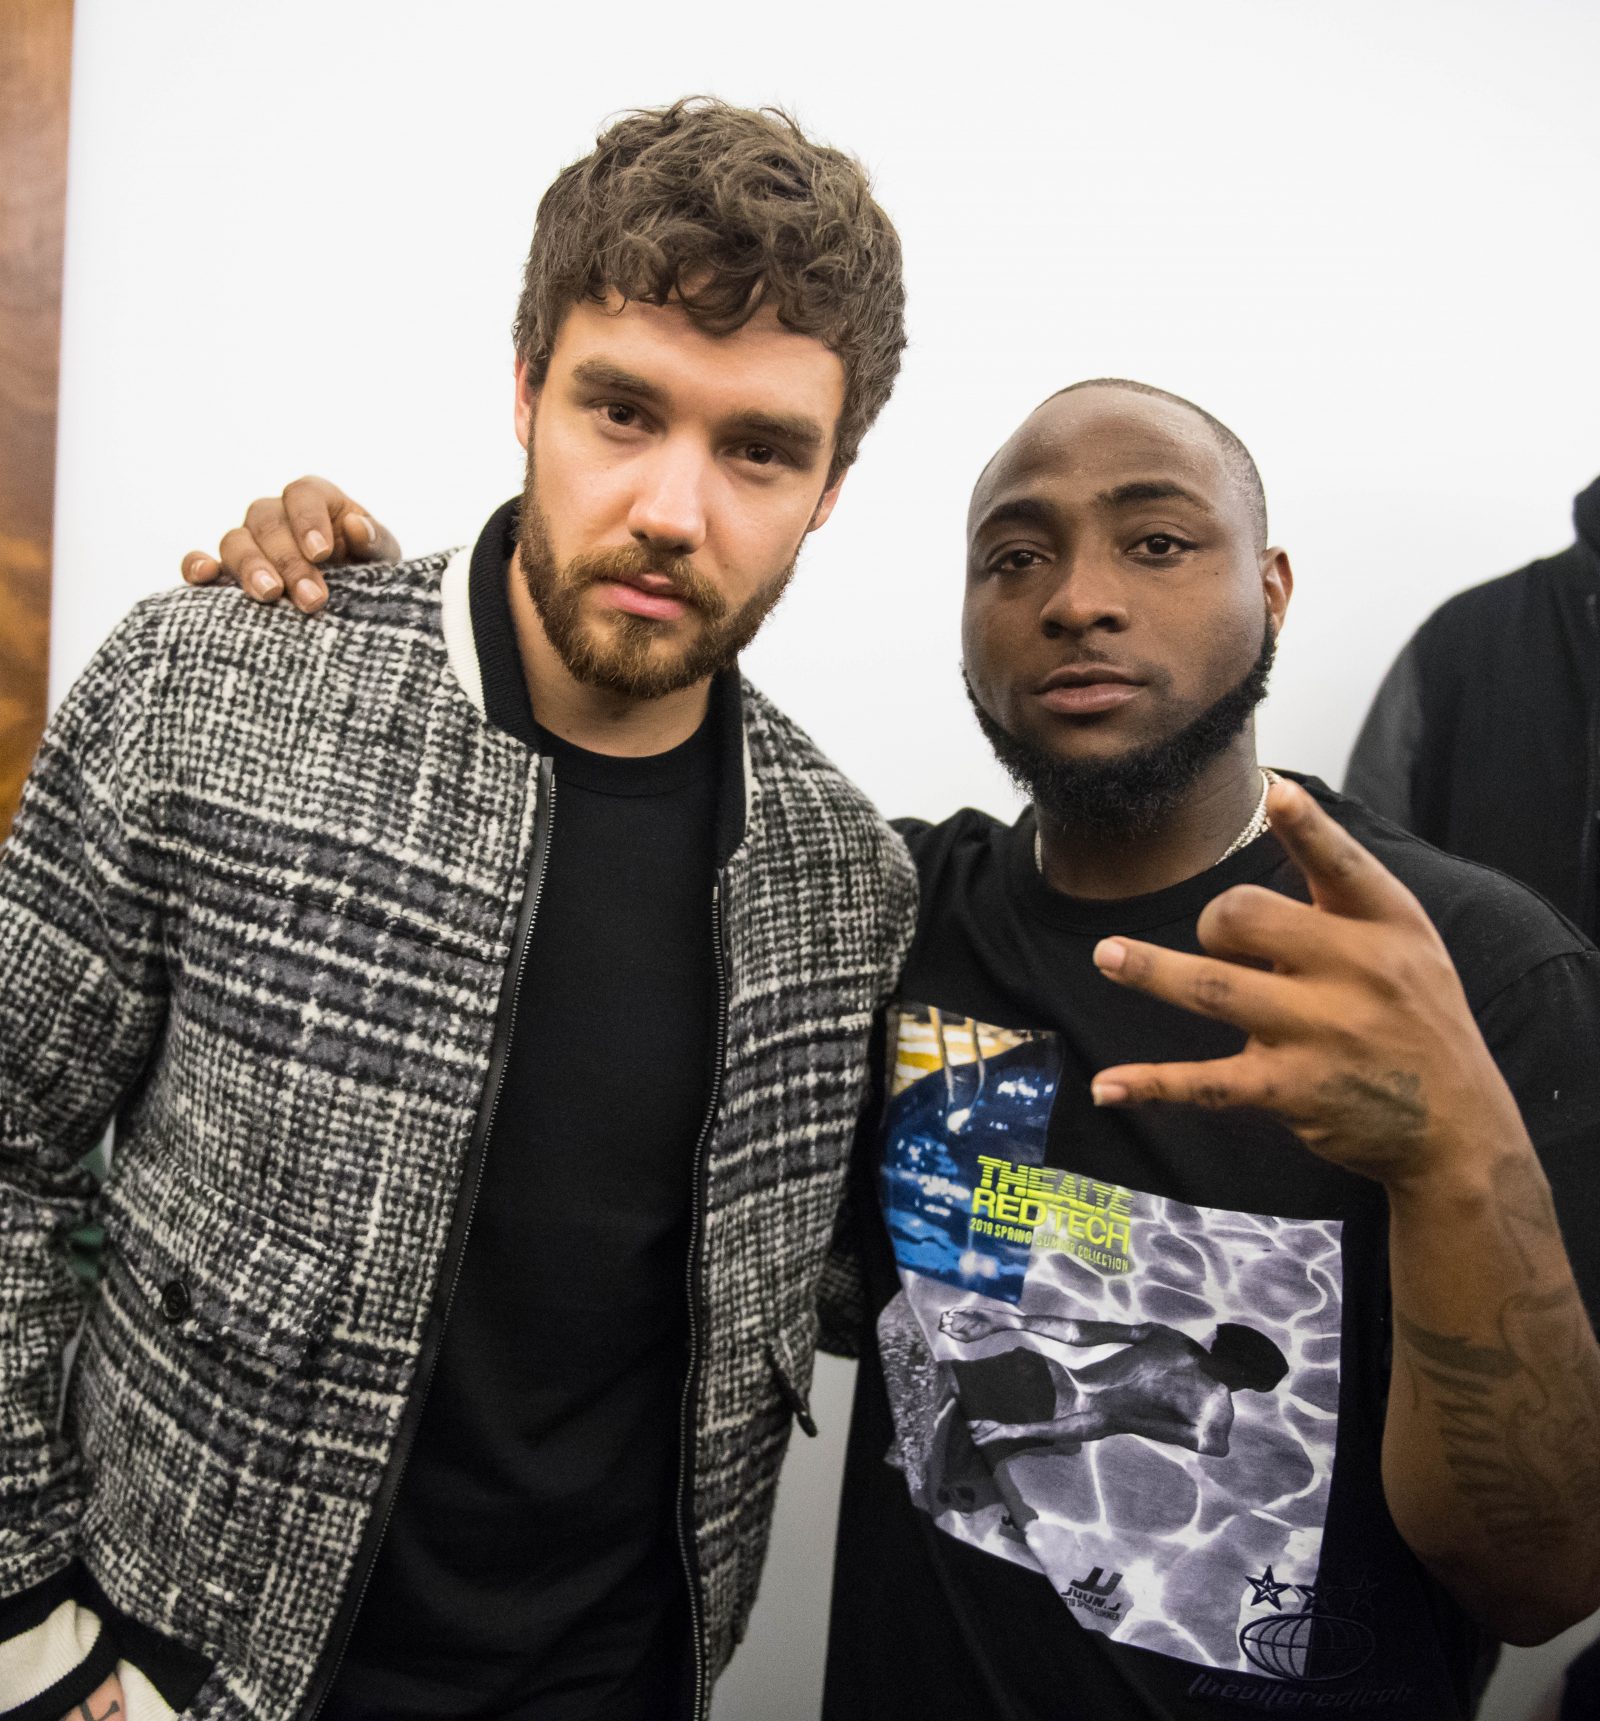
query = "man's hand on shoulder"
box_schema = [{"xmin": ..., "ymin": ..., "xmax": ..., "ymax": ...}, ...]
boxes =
[{"xmin": 180, "ymin": 476, "xmax": 401, "ymax": 614}]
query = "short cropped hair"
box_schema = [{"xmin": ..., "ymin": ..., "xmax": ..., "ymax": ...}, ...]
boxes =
[
  {"xmin": 1051, "ymin": 378, "xmax": 1269, "ymax": 550},
  {"xmin": 513, "ymin": 98, "xmax": 907, "ymax": 482}
]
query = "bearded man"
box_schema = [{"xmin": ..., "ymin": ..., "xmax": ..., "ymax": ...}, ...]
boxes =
[
  {"xmin": 0, "ymin": 100, "xmax": 915, "ymax": 1721},
  {"xmin": 218, "ymin": 380, "xmax": 1600, "ymax": 1720}
]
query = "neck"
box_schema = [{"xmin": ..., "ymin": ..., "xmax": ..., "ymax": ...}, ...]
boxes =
[
  {"xmin": 1034, "ymin": 734, "xmax": 1264, "ymax": 900},
  {"xmin": 506, "ymin": 550, "xmax": 712, "ymax": 756}
]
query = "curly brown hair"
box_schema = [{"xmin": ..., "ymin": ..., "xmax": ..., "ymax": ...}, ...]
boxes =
[{"xmin": 512, "ymin": 98, "xmax": 906, "ymax": 481}]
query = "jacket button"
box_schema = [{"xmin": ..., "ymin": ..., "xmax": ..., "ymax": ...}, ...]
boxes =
[{"xmin": 159, "ymin": 1278, "xmax": 193, "ymax": 1323}]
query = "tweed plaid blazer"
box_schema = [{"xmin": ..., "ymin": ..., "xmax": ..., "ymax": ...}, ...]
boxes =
[{"xmin": 0, "ymin": 550, "xmax": 915, "ymax": 1719}]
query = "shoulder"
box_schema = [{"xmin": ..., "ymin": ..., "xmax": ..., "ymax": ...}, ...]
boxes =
[
  {"xmin": 1412, "ymin": 547, "xmax": 1577, "ymax": 655},
  {"xmin": 1299, "ymin": 776, "xmax": 1592, "ymax": 998},
  {"xmin": 740, "ymin": 679, "xmax": 894, "ymax": 837},
  {"xmin": 110, "ymin": 553, "xmax": 454, "ymax": 717},
  {"xmin": 739, "ymin": 680, "xmax": 915, "ymax": 887},
  {"xmin": 891, "ymin": 806, "xmax": 1010, "ymax": 879},
  {"xmin": 125, "ymin": 553, "xmax": 450, "ymax": 655}
]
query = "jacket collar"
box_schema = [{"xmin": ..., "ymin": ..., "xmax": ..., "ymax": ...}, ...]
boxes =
[{"xmin": 440, "ymin": 500, "xmax": 753, "ymax": 866}]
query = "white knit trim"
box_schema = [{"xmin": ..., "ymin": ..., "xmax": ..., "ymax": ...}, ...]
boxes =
[
  {"xmin": 119, "ymin": 1659, "xmax": 179, "ymax": 1721},
  {"xmin": 439, "ymin": 544, "xmax": 483, "ymax": 714},
  {"xmin": 0, "ymin": 1597, "xmax": 100, "ymax": 1706}
]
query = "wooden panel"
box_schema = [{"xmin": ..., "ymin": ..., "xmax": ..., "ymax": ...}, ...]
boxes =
[{"xmin": 0, "ymin": 0, "xmax": 73, "ymax": 840}]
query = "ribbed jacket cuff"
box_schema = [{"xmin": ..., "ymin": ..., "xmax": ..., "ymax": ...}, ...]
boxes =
[{"xmin": 0, "ymin": 1575, "xmax": 117, "ymax": 1721}]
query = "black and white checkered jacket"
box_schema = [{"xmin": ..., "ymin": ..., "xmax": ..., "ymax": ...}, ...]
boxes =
[{"xmin": 0, "ymin": 548, "xmax": 915, "ymax": 1720}]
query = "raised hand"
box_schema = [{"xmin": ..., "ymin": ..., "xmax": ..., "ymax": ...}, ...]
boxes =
[
  {"xmin": 1087, "ymin": 777, "xmax": 1525, "ymax": 1191},
  {"xmin": 180, "ymin": 475, "xmax": 401, "ymax": 613}
]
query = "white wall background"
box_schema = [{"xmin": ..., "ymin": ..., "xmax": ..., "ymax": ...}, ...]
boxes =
[{"xmin": 50, "ymin": 2, "xmax": 1600, "ymax": 1716}]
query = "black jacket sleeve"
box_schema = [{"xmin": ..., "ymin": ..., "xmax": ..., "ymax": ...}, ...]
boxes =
[{"xmin": 1344, "ymin": 634, "xmax": 1427, "ymax": 832}]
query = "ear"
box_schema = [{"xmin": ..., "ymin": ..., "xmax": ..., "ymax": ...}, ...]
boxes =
[
  {"xmin": 806, "ymin": 466, "xmax": 849, "ymax": 534},
  {"xmin": 513, "ymin": 358, "xmax": 538, "ymax": 451},
  {"xmin": 1261, "ymin": 547, "xmax": 1293, "ymax": 633}
]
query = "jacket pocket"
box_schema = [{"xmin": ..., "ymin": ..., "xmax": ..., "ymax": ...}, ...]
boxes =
[
  {"xmin": 72, "ymin": 1151, "xmax": 346, "ymax": 1650},
  {"xmin": 98, "ymin": 1151, "xmax": 342, "ymax": 1370}
]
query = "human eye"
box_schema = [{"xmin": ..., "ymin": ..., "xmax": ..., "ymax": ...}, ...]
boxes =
[
  {"xmin": 1132, "ymin": 531, "xmax": 1196, "ymax": 561},
  {"xmin": 601, "ymin": 401, "xmax": 641, "ymax": 428},
  {"xmin": 987, "ymin": 546, "xmax": 1045, "ymax": 575}
]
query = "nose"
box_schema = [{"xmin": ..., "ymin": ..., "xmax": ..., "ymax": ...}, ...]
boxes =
[
  {"xmin": 1037, "ymin": 553, "xmax": 1129, "ymax": 637},
  {"xmin": 626, "ymin": 437, "xmax": 709, "ymax": 558}
]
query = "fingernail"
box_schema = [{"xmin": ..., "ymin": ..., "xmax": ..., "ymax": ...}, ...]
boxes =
[
  {"xmin": 1094, "ymin": 938, "xmax": 1126, "ymax": 973},
  {"xmin": 295, "ymin": 578, "xmax": 325, "ymax": 609},
  {"xmin": 351, "ymin": 514, "xmax": 375, "ymax": 543},
  {"xmin": 252, "ymin": 570, "xmax": 283, "ymax": 599},
  {"xmin": 1092, "ymin": 1081, "xmax": 1128, "ymax": 1107},
  {"xmin": 305, "ymin": 530, "xmax": 329, "ymax": 558}
]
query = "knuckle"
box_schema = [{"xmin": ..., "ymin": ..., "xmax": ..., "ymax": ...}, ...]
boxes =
[
  {"xmin": 243, "ymin": 496, "xmax": 286, "ymax": 534},
  {"xmin": 217, "ymin": 526, "xmax": 254, "ymax": 564},
  {"xmin": 1207, "ymin": 889, "xmax": 1249, "ymax": 937},
  {"xmin": 1190, "ymin": 971, "xmax": 1233, "ymax": 1015}
]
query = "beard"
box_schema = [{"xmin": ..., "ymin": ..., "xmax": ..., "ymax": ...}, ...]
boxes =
[
  {"xmin": 516, "ymin": 469, "xmax": 797, "ymax": 701},
  {"xmin": 965, "ymin": 617, "xmax": 1276, "ymax": 839}
]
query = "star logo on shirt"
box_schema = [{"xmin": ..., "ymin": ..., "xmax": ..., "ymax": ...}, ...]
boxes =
[{"xmin": 1244, "ymin": 1566, "xmax": 1293, "ymax": 1609}]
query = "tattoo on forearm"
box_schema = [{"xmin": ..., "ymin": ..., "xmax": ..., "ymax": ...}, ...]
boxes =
[
  {"xmin": 78, "ymin": 1699, "xmax": 120, "ymax": 1721},
  {"xmin": 1396, "ymin": 1307, "xmax": 1564, "ymax": 1549},
  {"xmin": 1397, "ymin": 1283, "xmax": 1600, "ymax": 1552}
]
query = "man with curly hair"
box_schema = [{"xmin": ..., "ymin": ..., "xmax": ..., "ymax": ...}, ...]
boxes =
[{"xmin": 0, "ymin": 101, "xmax": 915, "ymax": 1721}]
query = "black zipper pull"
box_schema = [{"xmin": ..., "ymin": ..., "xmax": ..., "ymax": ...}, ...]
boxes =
[{"xmin": 763, "ymin": 1341, "xmax": 818, "ymax": 1437}]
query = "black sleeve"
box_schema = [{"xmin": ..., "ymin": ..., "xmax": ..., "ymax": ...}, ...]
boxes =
[
  {"xmin": 1344, "ymin": 635, "xmax": 1426, "ymax": 831},
  {"xmin": 816, "ymin": 1013, "xmax": 891, "ymax": 1359},
  {"xmin": 1475, "ymin": 948, "xmax": 1600, "ymax": 1329}
]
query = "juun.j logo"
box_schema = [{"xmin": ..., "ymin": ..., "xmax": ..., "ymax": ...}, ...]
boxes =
[{"xmin": 1062, "ymin": 1566, "xmax": 1127, "ymax": 1621}]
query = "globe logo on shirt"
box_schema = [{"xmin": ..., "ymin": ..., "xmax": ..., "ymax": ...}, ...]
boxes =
[{"xmin": 1239, "ymin": 1605, "xmax": 1376, "ymax": 1682}]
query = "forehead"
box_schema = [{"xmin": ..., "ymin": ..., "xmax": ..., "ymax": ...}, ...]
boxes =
[{"xmin": 968, "ymin": 390, "xmax": 1233, "ymax": 534}]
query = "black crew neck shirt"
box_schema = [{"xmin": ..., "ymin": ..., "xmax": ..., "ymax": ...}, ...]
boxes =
[
  {"xmin": 824, "ymin": 783, "xmax": 1600, "ymax": 1721},
  {"xmin": 324, "ymin": 504, "xmax": 716, "ymax": 1721}
]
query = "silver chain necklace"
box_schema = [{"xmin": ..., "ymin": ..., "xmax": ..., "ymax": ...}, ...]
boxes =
[{"xmin": 1034, "ymin": 769, "xmax": 1277, "ymax": 876}]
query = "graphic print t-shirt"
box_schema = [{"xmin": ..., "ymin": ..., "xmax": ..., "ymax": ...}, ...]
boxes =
[{"xmin": 824, "ymin": 781, "xmax": 1600, "ymax": 1721}]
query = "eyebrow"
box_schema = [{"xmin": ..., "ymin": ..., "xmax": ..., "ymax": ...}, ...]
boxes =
[
  {"xmin": 570, "ymin": 358, "xmax": 668, "ymax": 406},
  {"xmin": 1094, "ymin": 479, "xmax": 1213, "ymax": 513},
  {"xmin": 569, "ymin": 358, "xmax": 827, "ymax": 459},
  {"xmin": 970, "ymin": 495, "xmax": 1057, "ymax": 538}
]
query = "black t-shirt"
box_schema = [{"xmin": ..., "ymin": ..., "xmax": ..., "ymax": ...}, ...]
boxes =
[
  {"xmin": 824, "ymin": 781, "xmax": 1600, "ymax": 1721},
  {"xmin": 324, "ymin": 507, "xmax": 715, "ymax": 1721}
]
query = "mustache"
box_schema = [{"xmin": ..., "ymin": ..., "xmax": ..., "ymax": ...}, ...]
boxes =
[{"xmin": 569, "ymin": 545, "xmax": 727, "ymax": 621}]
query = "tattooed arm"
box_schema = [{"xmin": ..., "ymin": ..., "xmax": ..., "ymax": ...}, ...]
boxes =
[
  {"xmin": 1091, "ymin": 780, "xmax": 1600, "ymax": 1643},
  {"xmin": 62, "ymin": 1673, "xmax": 122, "ymax": 1720},
  {"xmin": 1383, "ymin": 1135, "xmax": 1600, "ymax": 1642}
]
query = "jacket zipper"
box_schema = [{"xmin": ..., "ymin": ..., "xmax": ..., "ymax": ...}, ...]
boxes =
[
  {"xmin": 675, "ymin": 871, "xmax": 729, "ymax": 1721},
  {"xmin": 296, "ymin": 761, "xmax": 557, "ymax": 1721}
]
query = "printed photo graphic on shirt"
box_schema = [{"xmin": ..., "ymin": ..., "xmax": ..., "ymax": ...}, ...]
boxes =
[{"xmin": 878, "ymin": 1003, "xmax": 1347, "ymax": 1680}]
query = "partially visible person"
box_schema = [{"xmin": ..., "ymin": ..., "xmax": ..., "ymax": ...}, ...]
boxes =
[{"xmin": 1345, "ymin": 476, "xmax": 1600, "ymax": 940}]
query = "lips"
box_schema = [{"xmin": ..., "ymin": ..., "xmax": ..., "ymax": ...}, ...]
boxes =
[
  {"xmin": 592, "ymin": 576, "xmax": 693, "ymax": 622},
  {"xmin": 1034, "ymin": 664, "xmax": 1145, "ymax": 717}
]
